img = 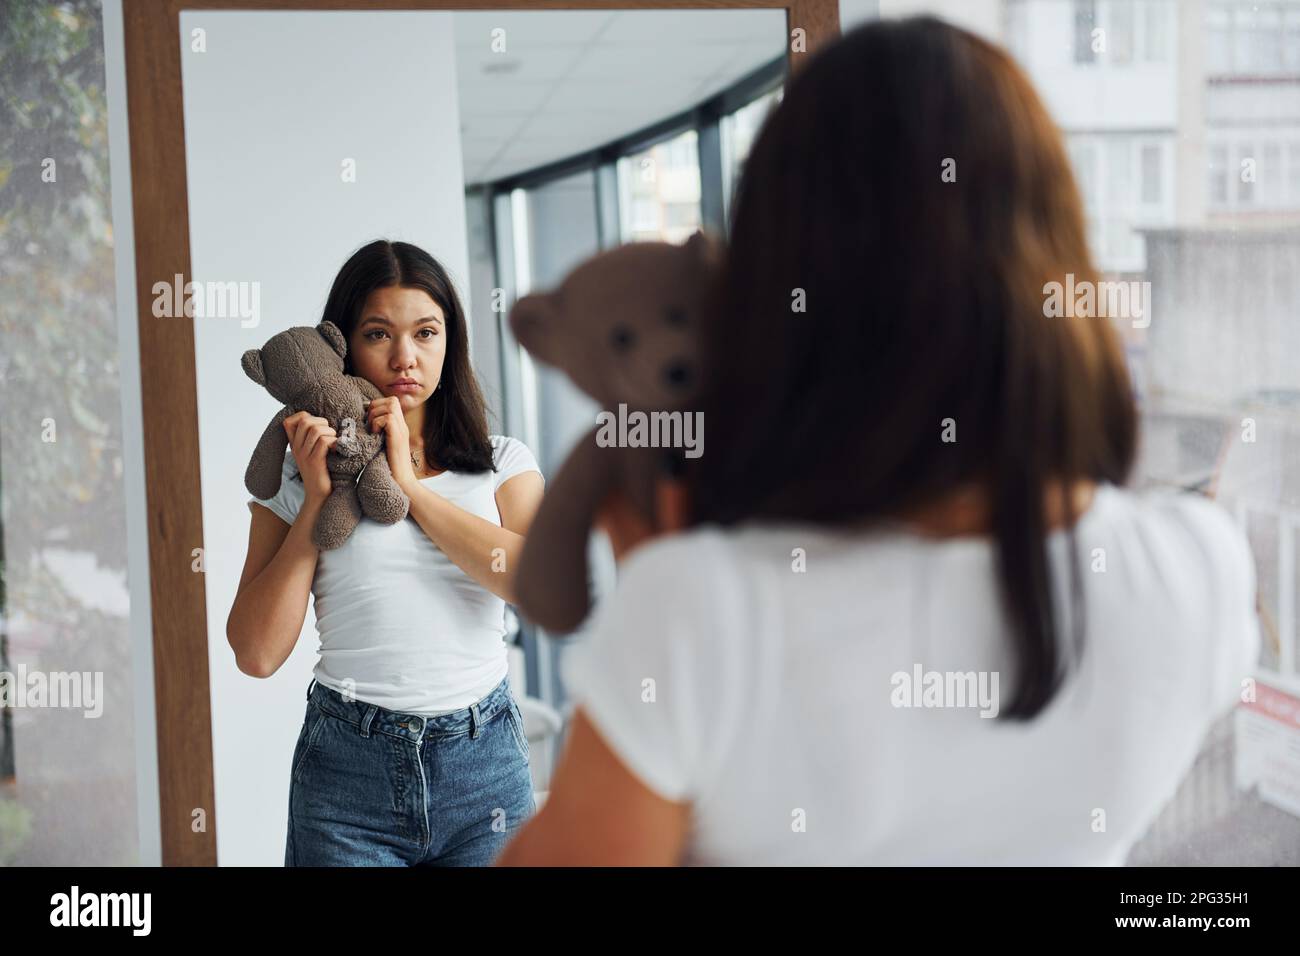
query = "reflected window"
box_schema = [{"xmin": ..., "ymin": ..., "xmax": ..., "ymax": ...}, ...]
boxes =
[
  {"xmin": 616, "ymin": 129, "xmax": 702, "ymax": 243},
  {"xmin": 721, "ymin": 87, "xmax": 783, "ymax": 225}
]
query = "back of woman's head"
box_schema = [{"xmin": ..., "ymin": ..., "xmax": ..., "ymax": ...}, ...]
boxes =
[{"xmin": 691, "ymin": 16, "xmax": 1138, "ymax": 719}]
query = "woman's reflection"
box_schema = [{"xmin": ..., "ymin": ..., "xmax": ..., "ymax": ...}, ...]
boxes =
[{"xmin": 227, "ymin": 239, "xmax": 545, "ymax": 866}]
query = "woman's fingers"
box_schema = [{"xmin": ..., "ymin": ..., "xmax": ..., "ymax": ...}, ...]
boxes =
[{"xmin": 308, "ymin": 434, "xmax": 336, "ymax": 461}]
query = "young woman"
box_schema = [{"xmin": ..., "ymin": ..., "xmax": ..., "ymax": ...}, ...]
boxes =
[
  {"xmin": 497, "ymin": 18, "xmax": 1261, "ymax": 865},
  {"xmin": 227, "ymin": 239, "xmax": 545, "ymax": 866}
]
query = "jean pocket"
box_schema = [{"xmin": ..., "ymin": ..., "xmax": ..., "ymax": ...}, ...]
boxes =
[
  {"xmin": 291, "ymin": 705, "xmax": 330, "ymax": 784},
  {"xmin": 504, "ymin": 699, "xmax": 530, "ymax": 762}
]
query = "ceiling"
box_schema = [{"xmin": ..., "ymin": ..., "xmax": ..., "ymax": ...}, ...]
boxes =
[{"xmin": 452, "ymin": 9, "xmax": 788, "ymax": 185}]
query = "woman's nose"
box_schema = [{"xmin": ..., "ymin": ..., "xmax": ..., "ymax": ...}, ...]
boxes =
[{"xmin": 392, "ymin": 338, "xmax": 417, "ymax": 367}]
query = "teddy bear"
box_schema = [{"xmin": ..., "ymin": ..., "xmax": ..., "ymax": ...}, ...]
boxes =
[
  {"xmin": 242, "ymin": 319, "xmax": 409, "ymax": 550},
  {"xmin": 508, "ymin": 230, "xmax": 720, "ymax": 634}
]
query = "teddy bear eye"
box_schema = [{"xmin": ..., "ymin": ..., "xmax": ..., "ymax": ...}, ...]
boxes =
[
  {"xmin": 664, "ymin": 306, "xmax": 688, "ymax": 326},
  {"xmin": 610, "ymin": 326, "xmax": 636, "ymax": 351}
]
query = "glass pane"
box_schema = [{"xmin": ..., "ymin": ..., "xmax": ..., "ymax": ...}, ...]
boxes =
[
  {"xmin": 1141, "ymin": 144, "xmax": 1162, "ymax": 204},
  {"xmin": 1142, "ymin": 0, "xmax": 1169, "ymax": 62},
  {"xmin": 721, "ymin": 87, "xmax": 783, "ymax": 227},
  {"xmin": 1107, "ymin": 0, "xmax": 1135, "ymax": 64},
  {"xmin": 1238, "ymin": 143, "xmax": 1255, "ymax": 203},
  {"xmin": 0, "ymin": 0, "xmax": 142, "ymax": 864},
  {"xmin": 616, "ymin": 129, "xmax": 702, "ymax": 243},
  {"xmin": 1074, "ymin": 0, "xmax": 1099, "ymax": 63},
  {"xmin": 1207, "ymin": 4, "xmax": 1234, "ymax": 73},
  {"xmin": 1210, "ymin": 144, "xmax": 1230, "ymax": 205},
  {"xmin": 1289, "ymin": 144, "xmax": 1300, "ymax": 206}
]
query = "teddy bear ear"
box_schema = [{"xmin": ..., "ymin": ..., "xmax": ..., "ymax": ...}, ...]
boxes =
[
  {"xmin": 508, "ymin": 292, "xmax": 559, "ymax": 364},
  {"xmin": 241, "ymin": 349, "xmax": 266, "ymax": 387},
  {"xmin": 318, "ymin": 320, "xmax": 348, "ymax": 359},
  {"xmin": 684, "ymin": 228, "xmax": 721, "ymax": 268}
]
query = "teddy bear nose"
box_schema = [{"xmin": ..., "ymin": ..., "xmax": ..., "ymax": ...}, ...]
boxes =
[{"xmin": 664, "ymin": 361, "xmax": 694, "ymax": 388}]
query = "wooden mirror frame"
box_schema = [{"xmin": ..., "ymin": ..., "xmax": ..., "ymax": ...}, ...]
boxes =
[{"xmin": 123, "ymin": 0, "xmax": 840, "ymax": 865}]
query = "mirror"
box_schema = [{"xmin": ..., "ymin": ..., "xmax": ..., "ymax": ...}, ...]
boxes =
[{"xmin": 176, "ymin": 7, "xmax": 787, "ymax": 865}]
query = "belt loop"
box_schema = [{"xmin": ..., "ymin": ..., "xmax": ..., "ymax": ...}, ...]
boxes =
[
  {"xmin": 360, "ymin": 704, "xmax": 378, "ymax": 738},
  {"xmin": 470, "ymin": 701, "xmax": 481, "ymax": 740},
  {"xmin": 306, "ymin": 678, "xmax": 317, "ymax": 701}
]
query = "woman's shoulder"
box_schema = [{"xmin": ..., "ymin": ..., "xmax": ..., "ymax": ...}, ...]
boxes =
[
  {"xmin": 488, "ymin": 434, "xmax": 543, "ymax": 486},
  {"xmin": 1088, "ymin": 483, "xmax": 1252, "ymax": 574},
  {"xmin": 489, "ymin": 433, "xmax": 522, "ymax": 456},
  {"xmin": 612, "ymin": 523, "xmax": 790, "ymax": 611}
]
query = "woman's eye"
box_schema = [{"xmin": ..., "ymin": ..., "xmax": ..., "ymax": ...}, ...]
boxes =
[
  {"xmin": 418, "ymin": 328, "xmax": 438, "ymax": 339},
  {"xmin": 364, "ymin": 329, "xmax": 387, "ymax": 340}
]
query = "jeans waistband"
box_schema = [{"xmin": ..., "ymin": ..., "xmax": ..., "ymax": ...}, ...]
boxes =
[{"xmin": 305, "ymin": 675, "xmax": 514, "ymax": 743}]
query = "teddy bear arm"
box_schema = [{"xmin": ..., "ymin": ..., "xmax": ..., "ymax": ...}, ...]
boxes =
[
  {"xmin": 245, "ymin": 406, "xmax": 292, "ymax": 500},
  {"xmin": 514, "ymin": 426, "xmax": 618, "ymax": 634}
]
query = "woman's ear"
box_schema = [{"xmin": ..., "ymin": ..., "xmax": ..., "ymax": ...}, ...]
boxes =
[{"xmin": 318, "ymin": 319, "xmax": 348, "ymax": 359}]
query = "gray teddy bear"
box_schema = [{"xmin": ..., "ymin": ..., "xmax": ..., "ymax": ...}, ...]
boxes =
[
  {"xmin": 242, "ymin": 320, "xmax": 409, "ymax": 549},
  {"xmin": 508, "ymin": 231, "xmax": 720, "ymax": 633}
]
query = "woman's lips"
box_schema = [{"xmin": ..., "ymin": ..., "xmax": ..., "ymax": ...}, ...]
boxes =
[{"xmin": 390, "ymin": 383, "xmax": 421, "ymax": 393}]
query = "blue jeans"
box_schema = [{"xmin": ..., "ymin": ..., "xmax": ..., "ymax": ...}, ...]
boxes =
[{"xmin": 286, "ymin": 675, "xmax": 536, "ymax": 866}]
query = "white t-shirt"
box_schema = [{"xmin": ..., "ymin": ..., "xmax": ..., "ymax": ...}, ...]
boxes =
[
  {"xmin": 248, "ymin": 435, "xmax": 543, "ymax": 714},
  {"xmin": 560, "ymin": 484, "xmax": 1261, "ymax": 865}
]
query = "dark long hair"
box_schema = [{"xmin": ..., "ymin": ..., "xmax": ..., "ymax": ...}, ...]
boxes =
[
  {"xmin": 689, "ymin": 17, "xmax": 1138, "ymax": 720},
  {"xmin": 322, "ymin": 239, "xmax": 495, "ymax": 474}
]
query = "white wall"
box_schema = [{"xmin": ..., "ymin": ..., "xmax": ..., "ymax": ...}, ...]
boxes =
[{"xmin": 178, "ymin": 10, "xmax": 470, "ymax": 866}]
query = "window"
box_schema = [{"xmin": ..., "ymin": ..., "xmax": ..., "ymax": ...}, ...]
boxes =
[
  {"xmin": 721, "ymin": 87, "xmax": 783, "ymax": 226},
  {"xmin": 616, "ymin": 129, "xmax": 702, "ymax": 243},
  {"xmin": 1141, "ymin": 144, "xmax": 1162, "ymax": 204},
  {"xmin": 1238, "ymin": 143, "xmax": 1255, "ymax": 204},
  {"xmin": 1289, "ymin": 144, "xmax": 1300, "ymax": 206},
  {"xmin": 1263, "ymin": 143, "xmax": 1283, "ymax": 205},
  {"xmin": 1209, "ymin": 145, "xmax": 1230, "ymax": 205},
  {"xmin": 1108, "ymin": 0, "xmax": 1135, "ymax": 64},
  {"xmin": 1207, "ymin": 3, "xmax": 1233, "ymax": 73},
  {"xmin": 1074, "ymin": 0, "xmax": 1099, "ymax": 63},
  {"xmin": 1205, "ymin": 0, "xmax": 1299, "ymax": 74},
  {"xmin": 1287, "ymin": 8, "xmax": 1300, "ymax": 70},
  {"xmin": 1069, "ymin": 139, "xmax": 1099, "ymax": 207},
  {"xmin": 1142, "ymin": 0, "xmax": 1169, "ymax": 62},
  {"xmin": 1106, "ymin": 137, "xmax": 1130, "ymax": 204}
]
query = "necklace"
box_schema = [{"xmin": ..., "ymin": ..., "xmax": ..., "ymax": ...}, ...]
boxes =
[{"xmin": 411, "ymin": 448, "xmax": 422, "ymax": 473}]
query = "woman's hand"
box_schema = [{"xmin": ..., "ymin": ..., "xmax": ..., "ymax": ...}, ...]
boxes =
[
  {"xmin": 367, "ymin": 396, "xmax": 416, "ymax": 491},
  {"xmin": 595, "ymin": 480, "xmax": 691, "ymax": 563},
  {"xmin": 283, "ymin": 411, "xmax": 336, "ymax": 505}
]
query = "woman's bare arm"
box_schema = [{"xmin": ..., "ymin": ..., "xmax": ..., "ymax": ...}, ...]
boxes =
[
  {"xmin": 400, "ymin": 471, "xmax": 545, "ymax": 605},
  {"xmin": 226, "ymin": 497, "xmax": 324, "ymax": 678}
]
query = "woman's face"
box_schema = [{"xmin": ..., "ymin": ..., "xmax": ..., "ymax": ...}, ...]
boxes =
[{"xmin": 349, "ymin": 285, "xmax": 447, "ymax": 412}]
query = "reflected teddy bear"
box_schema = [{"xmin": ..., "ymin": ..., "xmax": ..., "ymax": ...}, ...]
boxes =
[{"xmin": 241, "ymin": 320, "xmax": 409, "ymax": 550}]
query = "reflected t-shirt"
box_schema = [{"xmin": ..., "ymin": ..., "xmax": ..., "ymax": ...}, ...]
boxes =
[{"xmin": 248, "ymin": 435, "xmax": 543, "ymax": 714}]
